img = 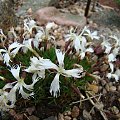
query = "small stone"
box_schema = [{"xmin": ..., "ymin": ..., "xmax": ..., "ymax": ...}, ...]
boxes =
[
  {"xmin": 73, "ymin": 118, "xmax": 77, "ymax": 120},
  {"xmin": 102, "ymin": 88, "xmax": 107, "ymax": 94},
  {"xmin": 64, "ymin": 116, "xmax": 71, "ymax": 120},
  {"xmin": 98, "ymin": 86, "xmax": 102, "ymax": 91},
  {"xmin": 109, "ymin": 86, "xmax": 116, "ymax": 92},
  {"xmin": 71, "ymin": 106, "xmax": 80, "ymax": 118},
  {"xmin": 64, "ymin": 112, "xmax": 68, "ymax": 116},
  {"xmin": 58, "ymin": 113, "xmax": 64, "ymax": 120},
  {"xmin": 108, "ymin": 82, "xmax": 113, "ymax": 87},
  {"xmin": 29, "ymin": 115, "xmax": 39, "ymax": 120},
  {"xmin": 111, "ymin": 106, "xmax": 119, "ymax": 114},
  {"xmin": 92, "ymin": 55, "xmax": 98, "ymax": 62},
  {"xmin": 89, "ymin": 20, "xmax": 93, "ymax": 24},
  {"xmin": 27, "ymin": 8, "xmax": 32, "ymax": 15},
  {"xmin": 101, "ymin": 80, "xmax": 107, "ymax": 86},
  {"xmin": 118, "ymin": 86, "xmax": 120, "ymax": 91},
  {"xmin": 118, "ymin": 98, "xmax": 120, "ymax": 103},
  {"xmin": 15, "ymin": 26, "xmax": 22, "ymax": 32},
  {"xmin": 67, "ymin": 111, "xmax": 71, "ymax": 116},
  {"xmin": 100, "ymin": 64, "xmax": 109, "ymax": 72},
  {"xmin": 105, "ymin": 84, "xmax": 110, "ymax": 92}
]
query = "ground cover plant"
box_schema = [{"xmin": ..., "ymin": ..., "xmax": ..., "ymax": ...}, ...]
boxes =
[{"xmin": 0, "ymin": 18, "xmax": 120, "ymax": 119}]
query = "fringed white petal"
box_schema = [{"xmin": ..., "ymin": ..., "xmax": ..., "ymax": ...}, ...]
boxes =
[
  {"xmin": 109, "ymin": 63, "xmax": 114, "ymax": 73},
  {"xmin": 40, "ymin": 58, "xmax": 58, "ymax": 70},
  {"xmin": 10, "ymin": 64, "xmax": 21, "ymax": 80},
  {"xmin": 73, "ymin": 36, "xmax": 81, "ymax": 53},
  {"xmin": 63, "ymin": 68, "xmax": 83, "ymax": 78},
  {"xmin": 3, "ymin": 53, "xmax": 10, "ymax": 66},
  {"xmin": 19, "ymin": 86, "xmax": 31, "ymax": 99},
  {"xmin": 50, "ymin": 73, "xmax": 60, "ymax": 97},
  {"xmin": 55, "ymin": 49, "xmax": 65, "ymax": 66},
  {"xmin": 108, "ymin": 53, "xmax": 116, "ymax": 62},
  {"xmin": 7, "ymin": 84, "xmax": 18, "ymax": 104}
]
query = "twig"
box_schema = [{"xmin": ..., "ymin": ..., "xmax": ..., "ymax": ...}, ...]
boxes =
[
  {"xmin": 24, "ymin": 113, "xmax": 31, "ymax": 120},
  {"xmin": 69, "ymin": 93, "xmax": 102, "ymax": 105},
  {"xmin": 86, "ymin": 92, "xmax": 108, "ymax": 120}
]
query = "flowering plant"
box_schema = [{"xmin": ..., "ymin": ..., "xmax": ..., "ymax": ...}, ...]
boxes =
[{"xmin": 0, "ymin": 18, "xmax": 119, "ymax": 111}]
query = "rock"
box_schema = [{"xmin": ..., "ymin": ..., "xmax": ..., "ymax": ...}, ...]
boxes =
[
  {"xmin": 105, "ymin": 84, "xmax": 110, "ymax": 92},
  {"xmin": 100, "ymin": 64, "xmax": 109, "ymax": 72},
  {"xmin": 73, "ymin": 118, "xmax": 77, "ymax": 120},
  {"xmin": 71, "ymin": 106, "xmax": 80, "ymax": 118},
  {"xmin": 98, "ymin": 86, "xmax": 102, "ymax": 91},
  {"xmin": 27, "ymin": 8, "xmax": 33, "ymax": 15},
  {"xmin": 29, "ymin": 115, "xmax": 39, "ymax": 120},
  {"xmin": 34, "ymin": 7, "xmax": 86, "ymax": 27},
  {"xmin": 64, "ymin": 116, "xmax": 72, "ymax": 120},
  {"xmin": 63, "ymin": 111, "xmax": 71, "ymax": 116},
  {"xmin": 118, "ymin": 86, "xmax": 120, "ymax": 91},
  {"xmin": 108, "ymin": 82, "xmax": 113, "ymax": 87},
  {"xmin": 111, "ymin": 106, "xmax": 119, "ymax": 114},
  {"xmin": 101, "ymin": 80, "xmax": 107, "ymax": 86},
  {"xmin": 102, "ymin": 88, "xmax": 107, "ymax": 94},
  {"xmin": 92, "ymin": 55, "xmax": 98, "ymax": 62},
  {"xmin": 58, "ymin": 113, "xmax": 64, "ymax": 120},
  {"xmin": 109, "ymin": 86, "xmax": 116, "ymax": 92},
  {"xmin": 16, "ymin": 0, "xmax": 51, "ymax": 16}
]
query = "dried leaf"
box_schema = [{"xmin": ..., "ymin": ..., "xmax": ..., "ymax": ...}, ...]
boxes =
[{"xmin": 87, "ymin": 84, "xmax": 99, "ymax": 93}]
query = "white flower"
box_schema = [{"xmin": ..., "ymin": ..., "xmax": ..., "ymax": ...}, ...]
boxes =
[
  {"xmin": 107, "ymin": 68, "xmax": 120, "ymax": 81},
  {"xmin": 8, "ymin": 42, "xmax": 24, "ymax": 57},
  {"xmin": 22, "ymin": 39, "xmax": 33, "ymax": 53},
  {"xmin": 25, "ymin": 57, "xmax": 45, "ymax": 80},
  {"xmin": 34, "ymin": 30, "xmax": 43, "ymax": 48},
  {"xmin": 22, "ymin": 39, "xmax": 40, "ymax": 57},
  {"xmin": 110, "ymin": 35, "xmax": 120, "ymax": 47},
  {"xmin": 0, "ymin": 49, "xmax": 11, "ymax": 66},
  {"xmin": 8, "ymin": 64, "xmax": 35, "ymax": 103},
  {"xmin": 0, "ymin": 84, "xmax": 14, "ymax": 111},
  {"xmin": 46, "ymin": 22, "xmax": 57, "ymax": 31},
  {"xmin": 65, "ymin": 29, "xmax": 87, "ymax": 53},
  {"xmin": 24, "ymin": 19, "xmax": 37, "ymax": 34},
  {"xmin": 0, "ymin": 29, "xmax": 6, "ymax": 43},
  {"xmin": 40, "ymin": 49, "xmax": 84, "ymax": 97},
  {"xmin": 0, "ymin": 42, "xmax": 23, "ymax": 66},
  {"xmin": 112, "ymin": 47, "xmax": 119, "ymax": 56},
  {"xmin": 108, "ymin": 53, "xmax": 116, "ymax": 62},
  {"xmin": 84, "ymin": 29, "xmax": 99, "ymax": 40},
  {"xmin": 79, "ymin": 46, "xmax": 94, "ymax": 59},
  {"xmin": 101, "ymin": 40, "xmax": 112, "ymax": 54}
]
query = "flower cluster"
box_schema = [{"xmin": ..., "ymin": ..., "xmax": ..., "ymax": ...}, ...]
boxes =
[{"xmin": 0, "ymin": 18, "xmax": 119, "ymax": 111}]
